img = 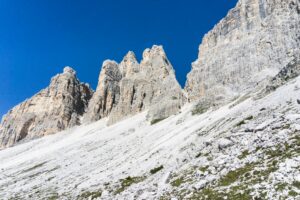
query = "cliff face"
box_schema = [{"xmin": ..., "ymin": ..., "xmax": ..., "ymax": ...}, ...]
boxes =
[
  {"xmin": 84, "ymin": 45, "xmax": 186, "ymax": 125},
  {"xmin": 0, "ymin": 67, "xmax": 93, "ymax": 149},
  {"xmin": 185, "ymin": 0, "xmax": 300, "ymax": 102}
]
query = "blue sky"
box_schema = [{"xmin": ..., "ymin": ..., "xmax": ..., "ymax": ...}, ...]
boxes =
[{"xmin": 0, "ymin": 0, "xmax": 238, "ymax": 118}]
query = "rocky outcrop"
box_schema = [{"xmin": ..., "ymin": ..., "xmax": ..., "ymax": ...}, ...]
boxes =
[
  {"xmin": 0, "ymin": 67, "xmax": 93, "ymax": 149},
  {"xmin": 83, "ymin": 61, "xmax": 122, "ymax": 123},
  {"xmin": 0, "ymin": 46, "xmax": 185, "ymax": 148},
  {"xmin": 185, "ymin": 0, "xmax": 300, "ymax": 103},
  {"xmin": 84, "ymin": 45, "xmax": 186, "ymax": 125}
]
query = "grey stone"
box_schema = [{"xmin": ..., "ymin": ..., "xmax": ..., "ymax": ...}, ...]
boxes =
[
  {"xmin": 0, "ymin": 67, "xmax": 93, "ymax": 149},
  {"xmin": 185, "ymin": 0, "xmax": 300, "ymax": 103},
  {"xmin": 84, "ymin": 45, "xmax": 186, "ymax": 125}
]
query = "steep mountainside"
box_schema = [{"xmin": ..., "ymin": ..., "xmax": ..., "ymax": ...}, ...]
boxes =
[
  {"xmin": 186, "ymin": 0, "xmax": 300, "ymax": 102},
  {"xmin": 84, "ymin": 45, "xmax": 185, "ymax": 125},
  {"xmin": 0, "ymin": 70, "xmax": 299, "ymax": 200},
  {"xmin": 0, "ymin": 67, "xmax": 93, "ymax": 149}
]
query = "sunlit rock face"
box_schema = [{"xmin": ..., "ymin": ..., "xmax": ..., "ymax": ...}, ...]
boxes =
[
  {"xmin": 83, "ymin": 60, "xmax": 122, "ymax": 123},
  {"xmin": 0, "ymin": 67, "xmax": 93, "ymax": 149},
  {"xmin": 185, "ymin": 0, "xmax": 300, "ymax": 103},
  {"xmin": 84, "ymin": 45, "xmax": 186, "ymax": 125}
]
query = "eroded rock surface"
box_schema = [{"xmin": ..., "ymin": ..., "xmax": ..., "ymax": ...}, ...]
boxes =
[
  {"xmin": 0, "ymin": 67, "xmax": 93, "ymax": 149},
  {"xmin": 84, "ymin": 45, "xmax": 186, "ymax": 125},
  {"xmin": 186, "ymin": 0, "xmax": 300, "ymax": 103}
]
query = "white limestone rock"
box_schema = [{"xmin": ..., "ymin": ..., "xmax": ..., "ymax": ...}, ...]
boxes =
[
  {"xmin": 193, "ymin": 180, "xmax": 208, "ymax": 190},
  {"xmin": 185, "ymin": 0, "xmax": 300, "ymax": 102},
  {"xmin": 83, "ymin": 60, "xmax": 122, "ymax": 123},
  {"xmin": 0, "ymin": 67, "xmax": 93, "ymax": 149},
  {"xmin": 84, "ymin": 45, "xmax": 186, "ymax": 125},
  {"xmin": 218, "ymin": 138, "xmax": 234, "ymax": 150}
]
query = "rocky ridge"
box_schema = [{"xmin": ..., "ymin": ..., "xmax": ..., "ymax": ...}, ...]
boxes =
[
  {"xmin": 84, "ymin": 45, "xmax": 185, "ymax": 125},
  {"xmin": 0, "ymin": 67, "xmax": 93, "ymax": 149},
  {"xmin": 0, "ymin": 46, "xmax": 185, "ymax": 148}
]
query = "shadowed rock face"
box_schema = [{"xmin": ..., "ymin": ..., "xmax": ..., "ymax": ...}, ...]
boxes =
[
  {"xmin": 84, "ymin": 45, "xmax": 186, "ymax": 125},
  {"xmin": 0, "ymin": 67, "xmax": 93, "ymax": 149},
  {"xmin": 185, "ymin": 0, "xmax": 300, "ymax": 103}
]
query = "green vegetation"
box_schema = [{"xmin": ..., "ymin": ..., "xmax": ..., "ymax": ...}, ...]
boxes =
[
  {"xmin": 171, "ymin": 177, "xmax": 184, "ymax": 187},
  {"xmin": 199, "ymin": 166, "xmax": 209, "ymax": 173},
  {"xmin": 293, "ymin": 181, "xmax": 300, "ymax": 189},
  {"xmin": 151, "ymin": 118, "xmax": 166, "ymax": 125},
  {"xmin": 47, "ymin": 193, "xmax": 59, "ymax": 200},
  {"xmin": 150, "ymin": 165, "xmax": 164, "ymax": 174},
  {"xmin": 236, "ymin": 120, "xmax": 246, "ymax": 127},
  {"xmin": 195, "ymin": 152, "xmax": 202, "ymax": 158},
  {"xmin": 238, "ymin": 150, "xmax": 250, "ymax": 159},
  {"xmin": 245, "ymin": 116, "xmax": 254, "ymax": 120},
  {"xmin": 115, "ymin": 176, "xmax": 146, "ymax": 194},
  {"xmin": 275, "ymin": 182, "xmax": 288, "ymax": 191},
  {"xmin": 207, "ymin": 156, "xmax": 213, "ymax": 161},
  {"xmin": 288, "ymin": 190, "xmax": 298, "ymax": 197},
  {"xmin": 77, "ymin": 190, "xmax": 102, "ymax": 200},
  {"xmin": 236, "ymin": 116, "xmax": 253, "ymax": 127},
  {"xmin": 190, "ymin": 186, "xmax": 252, "ymax": 200},
  {"xmin": 219, "ymin": 163, "xmax": 255, "ymax": 186}
]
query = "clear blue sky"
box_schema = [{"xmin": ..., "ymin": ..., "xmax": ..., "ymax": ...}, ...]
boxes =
[{"xmin": 0, "ymin": 0, "xmax": 238, "ymax": 118}]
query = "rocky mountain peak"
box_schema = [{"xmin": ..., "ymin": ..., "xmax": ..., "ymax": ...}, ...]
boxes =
[
  {"xmin": 0, "ymin": 67, "xmax": 93, "ymax": 149},
  {"xmin": 83, "ymin": 60, "xmax": 122, "ymax": 123},
  {"xmin": 124, "ymin": 51, "xmax": 137, "ymax": 61},
  {"xmin": 84, "ymin": 45, "xmax": 186, "ymax": 125},
  {"xmin": 120, "ymin": 52, "xmax": 139, "ymax": 77},
  {"xmin": 63, "ymin": 66, "xmax": 76, "ymax": 75},
  {"xmin": 142, "ymin": 45, "xmax": 167, "ymax": 64},
  {"xmin": 100, "ymin": 60, "xmax": 121, "ymax": 81}
]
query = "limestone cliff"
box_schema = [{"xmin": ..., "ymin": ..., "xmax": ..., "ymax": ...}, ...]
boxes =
[
  {"xmin": 185, "ymin": 0, "xmax": 300, "ymax": 102},
  {"xmin": 84, "ymin": 45, "xmax": 186, "ymax": 125},
  {"xmin": 0, "ymin": 67, "xmax": 93, "ymax": 149}
]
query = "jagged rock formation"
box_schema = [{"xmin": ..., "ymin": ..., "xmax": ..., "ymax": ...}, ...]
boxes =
[
  {"xmin": 0, "ymin": 67, "xmax": 93, "ymax": 149},
  {"xmin": 186, "ymin": 0, "xmax": 300, "ymax": 102},
  {"xmin": 83, "ymin": 60, "xmax": 122, "ymax": 122},
  {"xmin": 84, "ymin": 45, "xmax": 186, "ymax": 125},
  {"xmin": 1, "ymin": 0, "xmax": 299, "ymax": 151},
  {"xmin": 1, "ymin": 68, "xmax": 300, "ymax": 200}
]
